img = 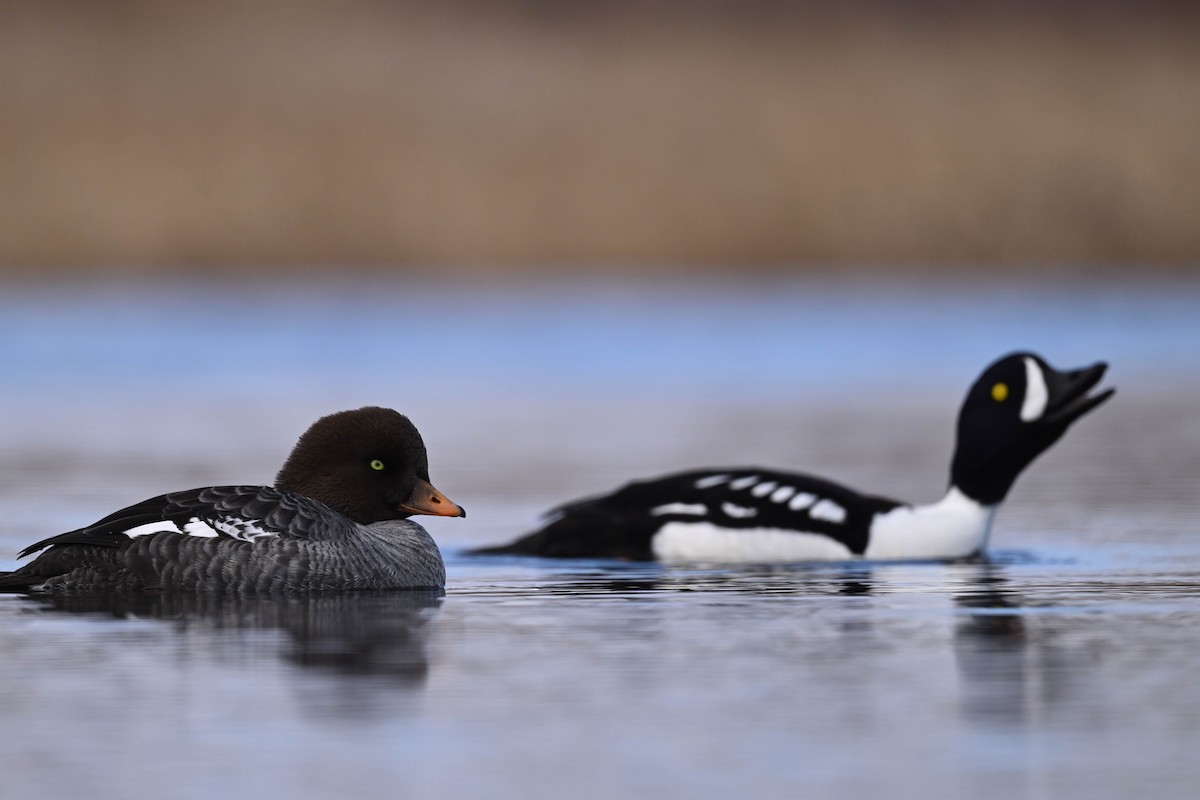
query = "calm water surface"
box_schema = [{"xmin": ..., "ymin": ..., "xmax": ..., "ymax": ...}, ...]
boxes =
[{"xmin": 0, "ymin": 275, "xmax": 1198, "ymax": 799}]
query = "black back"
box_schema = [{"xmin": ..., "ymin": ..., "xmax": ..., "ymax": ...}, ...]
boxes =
[
  {"xmin": 17, "ymin": 485, "xmax": 355, "ymax": 559},
  {"xmin": 472, "ymin": 468, "xmax": 903, "ymax": 560}
]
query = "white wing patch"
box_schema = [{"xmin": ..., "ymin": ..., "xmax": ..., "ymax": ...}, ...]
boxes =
[
  {"xmin": 721, "ymin": 502, "xmax": 759, "ymax": 519},
  {"xmin": 693, "ymin": 473, "xmax": 846, "ymax": 528},
  {"xmin": 788, "ymin": 492, "xmax": 816, "ymax": 511},
  {"xmin": 769, "ymin": 486, "xmax": 796, "ymax": 503},
  {"xmin": 728, "ymin": 475, "xmax": 760, "ymax": 491},
  {"xmin": 750, "ymin": 481, "xmax": 778, "ymax": 497},
  {"xmin": 181, "ymin": 519, "xmax": 219, "ymax": 538},
  {"xmin": 650, "ymin": 503, "xmax": 708, "ymax": 517},
  {"xmin": 209, "ymin": 518, "xmax": 279, "ymax": 542},
  {"xmin": 694, "ymin": 474, "xmax": 731, "ymax": 489},
  {"xmin": 123, "ymin": 521, "xmax": 181, "ymax": 539},
  {"xmin": 809, "ymin": 499, "xmax": 847, "ymax": 524},
  {"xmin": 122, "ymin": 517, "xmax": 277, "ymax": 542}
]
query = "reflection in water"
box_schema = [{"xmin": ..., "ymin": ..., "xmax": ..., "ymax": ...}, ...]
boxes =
[
  {"xmin": 27, "ymin": 590, "xmax": 442, "ymax": 684},
  {"xmin": 466, "ymin": 560, "xmax": 880, "ymax": 598},
  {"xmin": 954, "ymin": 565, "xmax": 1031, "ymax": 726},
  {"xmin": 952, "ymin": 562, "xmax": 1083, "ymax": 734}
]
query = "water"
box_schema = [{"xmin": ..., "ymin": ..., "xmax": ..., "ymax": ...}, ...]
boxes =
[{"xmin": 1, "ymin": 274, "xmax": 1198, "ymax": 799}]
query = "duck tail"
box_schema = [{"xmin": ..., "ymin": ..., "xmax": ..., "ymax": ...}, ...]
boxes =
[
  {"xmin": 467, "ymin": 504, "xmax": 657, "ymax": 561},
  {"xmin": 0, "ymin": 569, "xmax": 35, "ymax": 593}
]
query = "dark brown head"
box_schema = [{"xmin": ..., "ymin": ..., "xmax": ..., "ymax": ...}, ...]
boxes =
[{"xmin": 274, "ymin": 407, "xmax": 465, "ymax": 523}]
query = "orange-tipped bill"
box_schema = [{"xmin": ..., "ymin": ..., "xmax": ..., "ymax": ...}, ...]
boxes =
[{"xmin": 400, "ymin": 478, "xmax": 466, "ymax": 518}]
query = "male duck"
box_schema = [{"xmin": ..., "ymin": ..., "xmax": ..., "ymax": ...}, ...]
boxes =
[
  {"xmin": 472, "ymin": 352, "xmax": 1113, "ymax": 563},
  {"xmin": 0, "ymin": 407, "xmax": 464, "ymax": 592}
]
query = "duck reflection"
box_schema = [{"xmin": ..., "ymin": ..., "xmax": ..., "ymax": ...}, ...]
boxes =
[
  {"xmin": 26, "ymin": 590, "xmax": 442, "ymax": 684},
  {"xmin": 534, "ymin": 562, "xmax": 877, "ymax": 598},
  {"xmin": 952, "ymin": 560, "xmax": 1073, "ymax": 728}
]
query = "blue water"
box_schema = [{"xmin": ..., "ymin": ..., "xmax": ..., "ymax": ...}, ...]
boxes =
[
  {"xmin": 3, "ymin": 275, "xmax": 1197, "ymax": 401},
  {"xmin": 0, "ymin": 274, "xmax": 1198, "ymax": 799}
]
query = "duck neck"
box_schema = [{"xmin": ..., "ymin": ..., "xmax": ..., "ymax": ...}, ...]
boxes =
[{"xmin": 949, "ymin": 442, "xmax": 1023, "ymax": 507}]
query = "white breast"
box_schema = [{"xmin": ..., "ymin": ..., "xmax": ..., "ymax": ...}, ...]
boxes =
[{"xmin": 864, "ymin": 487, "xmax": 995, "ymax": 560}]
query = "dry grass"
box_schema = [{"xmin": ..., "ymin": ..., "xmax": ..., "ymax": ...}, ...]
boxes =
[{"xmin": 1, "ymin": 1, "xmax": 1198, "ymax": 271}]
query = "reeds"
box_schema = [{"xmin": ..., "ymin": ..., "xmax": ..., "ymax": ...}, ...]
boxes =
[{"xmin": 2, "ymin": 1, "xmax": 1198, "ymax": 270}]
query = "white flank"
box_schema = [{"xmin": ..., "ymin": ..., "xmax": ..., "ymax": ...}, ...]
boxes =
[
  {"xmin": 865, "ymin": 487, "xmax": 996, "ymax": 560},
  {"xmin": 729, "ymin": 475, "xmax": 760, "ymax": 491},
  {"xmin": 650, "ymin": 502, "xmax": 709, "ymax": 517},
  {"xmin": 750, "ymin": 481, "xmax": 778, "ymax": 497},
  {"xmin": 123, "ymin": 521, "xmax": 179, "ymax": 539},
  {"xmin": 694, "ymin": 474, "xmax": 731, "ymax": 489},
  {"xmin": 788, "ymin": 492, "xmax": 816, "ymax": 511},
  {"xmin": 721, "ymin": 502, "xmax": 758, "ymax": 519},
  {"xmin": 769, "ymin": 486, "xmax": 797, "ymax": 503},
  {"xmin": 1021, "ymin": 357, "xmax": 1049, "ymax": 422},
  {"xmin": 809, "ymin": 499, "xmax": 847, "ymax": 524},
  {"xmin": 652, "ymin": 522, "xmax": 855, "ymax": 563}
]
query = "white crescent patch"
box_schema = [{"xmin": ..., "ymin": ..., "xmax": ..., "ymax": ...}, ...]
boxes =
[{"xmin": 1021, "ymin": 357, "xmax": 1049, "ymax": 422}]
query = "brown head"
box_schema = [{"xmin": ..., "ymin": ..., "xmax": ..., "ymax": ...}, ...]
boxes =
[{"xmin": 274, "ymin": 407, "xmax": 465, "ymax": 523}]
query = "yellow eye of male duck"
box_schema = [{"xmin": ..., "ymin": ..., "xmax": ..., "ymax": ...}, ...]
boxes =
[
  {"xmin": 370, "ymin": 459, "xmax": 385, "ymax": 471},
  {"xmin": 991, "ymin": 382, "xmax": 1009, "ymax": 402}
]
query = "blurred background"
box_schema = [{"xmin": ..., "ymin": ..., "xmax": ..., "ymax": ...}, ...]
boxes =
[
  {"xmin": 2, "ymin": 0, "xmax": 1199, "ymax": 273},
  {"xmin": 3, "ymin": 6, "xmax": 1200, "ymax": 800}
]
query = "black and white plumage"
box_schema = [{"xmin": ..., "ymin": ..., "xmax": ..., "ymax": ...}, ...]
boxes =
[
  {"xmin": 0, "ymin": 407, "xmax": 464, "ymax": 593},
  {"xmin": 472, "ymin": 352, "xmax": 1114, "ymax": 563}
]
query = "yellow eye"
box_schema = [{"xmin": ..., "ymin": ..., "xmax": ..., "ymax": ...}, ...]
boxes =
[
  {"xmin": 370, "ymin": 459, "xmax": 385, "ymax": 471},
  {"xmin": 991, "ymin": 382, "xmax": 1009, "ymax": 402}
]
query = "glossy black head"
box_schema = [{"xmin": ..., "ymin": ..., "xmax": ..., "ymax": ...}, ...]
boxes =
[
  {"xmin": 950, "ymin": 353, "xmax": 1114, "ymax": 505},
  {"xmin": 275, "ymin": 407, "xmax": 464, "ymax": 523}
]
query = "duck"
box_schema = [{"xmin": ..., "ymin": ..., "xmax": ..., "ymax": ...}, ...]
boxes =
[
  {"xmin": 471, "ymin": 352, "xmax": 1114, "ymax": 563},
  {"xmin": 0, "ymin": 407, "xmax": 464, "ymax": 593}
]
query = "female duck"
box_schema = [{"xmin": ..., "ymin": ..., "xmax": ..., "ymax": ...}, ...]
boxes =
[{"xmin": 0, "ymin": 407, "xmax": 464, "ymax": 592}]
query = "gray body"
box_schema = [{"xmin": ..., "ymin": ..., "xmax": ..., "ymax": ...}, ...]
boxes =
[
  {"xmin": 18, "ymin": 520, "xmax": 445, "ymax": 593},
  {"xmin": 0, "ymin": 408, "xmax": 462, "ymax": 594}
]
